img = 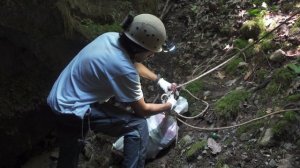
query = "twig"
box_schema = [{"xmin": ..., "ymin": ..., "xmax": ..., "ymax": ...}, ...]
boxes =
[{"xmin": 160, "ymin": 0, "xmax": 171, "ymax": 20}]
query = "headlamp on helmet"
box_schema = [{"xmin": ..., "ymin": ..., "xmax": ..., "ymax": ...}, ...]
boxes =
[{"xmin": 162, "ymin": 41, "xmax": 176, "ymax": 53}]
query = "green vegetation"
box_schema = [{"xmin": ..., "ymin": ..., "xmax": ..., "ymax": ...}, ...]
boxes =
[
  {"xmin": 287, "ymin": 63, "xmax": 300, "ymax": 74},
  {"xmin": 180, "ymin": 79, "xmax": 204, "ymax": 105},
  {"xmin": 295, "ymin": 17, "xmax": 300, "ymax": 27},
  {"xmin": 79, "ymin": 19, "xmax": 122, "ymax": 39},
  {"xmin": 185, "ymin": 79, "xmax": 204, "ymax": 94},
  {"xmin": 264, "ymin": 67, "xmax": 297, "ymax": 96},
  {"xmin": 186, "ymin": 139, "xmax": 207, "ymax": 161},
  {"xmin": 225, "ymin": 57, "xmax": 246, "ymax": 75},
  {"xmin": 272, "ymin": 111, "xmax": 299, "ymax": 137},
  {"xmin": 240, "ymin": 20, "xmax": 262, "ymax": 39},
  {"xmin": 265, "ymin": 81, "xmax": 280, "ymax": 96},
  {"xmin": 215, "ymin": 89, "xmax": 250, "ymax": 120},
  {"xmin": 234, "ymin": 38, "xmax": 249, "ymax": 49},
  {"xmin": 287, "ymin": 94, "xmax": 300, "ymax": 102},
  {"xmin": 273, "ymin": 67, "xmax": 297, "ymax": 88},
  {"xmin": 215, "ymin": 158, "xmax": 226, "ymax": 168},
  {"xmin": 237, "ymin": 110, "xmax": 266, "ymax": 136},
  {"xmin": 256, "ymin": 32, "xmax": 274, "ymax": 52},
  {"xmin": 256, "ymin": 68, "xmax": 269, "ymax": 82}
]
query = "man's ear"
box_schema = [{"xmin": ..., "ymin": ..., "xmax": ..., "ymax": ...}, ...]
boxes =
[{"xmin": 133, "ymin": 53, "xmax": 147, "ymax": 62}]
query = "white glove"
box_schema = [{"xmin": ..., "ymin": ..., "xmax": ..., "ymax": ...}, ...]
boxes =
[
  {"xmin": 167, "ymin": 94, "xmax": 177, "ymax": 110},
  {"xmin": 157, "ymin": 78, "xmax": 172, "ymax": 93},
  {"xmin": 173, "ymin": 96, "xmax": 189, "ymax": 114}
]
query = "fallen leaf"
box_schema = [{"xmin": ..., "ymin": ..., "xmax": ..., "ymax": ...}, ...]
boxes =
[
  {"xmin": 216, "ymin": 71, "xmax": 226, "ymax": 79},
  {"xmin": 244, "ymin": 70, "xmax": 253, "ymax": 80},
  {"xmin": 285, "ymin": 49, "xmax": 300, "ymax": 57},
  {"xmin": 266, "ymin": 108, "xmax": 272, "ymax": 114}
]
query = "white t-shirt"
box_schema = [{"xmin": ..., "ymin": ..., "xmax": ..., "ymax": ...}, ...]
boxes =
[{"xmin": 47, "ymin": 32, "xmax": 143, "ymax": 118}]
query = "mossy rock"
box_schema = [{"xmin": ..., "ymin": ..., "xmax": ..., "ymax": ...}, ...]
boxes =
[
  {"xmin": 240, "ymin": 20, "xmax": 262, "ymax": 39},
  {"xmin": 215, "ymin": 89, "xmax": 250, "ymax": 120},
  {"xmin": 185, "ymin": 139, "xmax": 207, "ymax": 161}
]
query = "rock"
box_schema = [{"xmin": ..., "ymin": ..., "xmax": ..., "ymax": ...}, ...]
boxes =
[
  {"xmin": 197, "ymin": 155, "xmax": 203, "ymax": 160},
  {"xmin": 238, "ymin": 62, "xmax": 248, "ymax": 68},
  {"xmin": 207, "ymin": 138, "xmax": 221, "ymax": 154},
  {"xmin": 240, "ymin": 133, "xmax": 251, "ymax": 141},
  {"xmin": 241, "ymin": 153, "xmax": 248, "ymax": 160},
  {"xmin": 269, "ymin": 49, "xmax": 286, "ymax": 62},
  {"xmin": 203, "ymin": 91, "xmax": 211, "ymax": 97},
  {"xmin": 231, "ymin": 141, "xmax": 237, "ymax": 147},
  {"xmin": 259, "ymin": 128, "xmax": 274, "ymax": 146},
  {"xmin": 278, "ymin": 154, "xmax": 293, "ymax": 168},
  {"xmin": 283, "ymin": 142, "xmax": 296, "ymax": 150},
  {"xmin": 180, "ymin": 135, "xmax": 193, "ymax": 147},
  {"xmin": 269, "ymin": 159, "xmax": 277, "ymax": 168},
  {"xmin": 222, "ymin": 164, "xmax": 230, "ymax": 168}
]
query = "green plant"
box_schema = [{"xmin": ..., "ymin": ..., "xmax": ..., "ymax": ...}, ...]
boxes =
[
  {"xmin": 265, "ymin": 81, "xmax": 280, "ymax": 96},
  {"xmin": 190, "ymin": 4, "xmax": 198, "ymax": 13},
  {"xmin": 215, "ymin": 89, "xmax": 250, "ymax": 120},
  {"xmin": 287, "ymin": 63, "xmax": 300, "ymax": 74},
  {"xmin": 283, "ymin": 111, "xmax": 297, "ymax": 122},
  {"xmin": 186, "ymin": 139, "xmax": 207, "ymax": 161},
  {"xmin": 185, "ymin": 79, "xmax": 204, "ymax": 94},
  {"xmin": 79, "ymin": 19, "xmax": 122, "ymax": 39},
  {"xmin": 234, "ymin": 38, "xmax": 249, "ymax": 49},
  {"xmin": 240, "ymin": 20, "xmax": 262, "ymax": 39},
  {"xmin": 273, "ymin": 67, "xmax": 297, "ymax": 88},
  {"xmin": 287, "ymin": 94, "xmax": 300, "ymax": 102},
  {"xmin": 225, "ymin": 57, "xmax": 245, "ymax": 75},
  {"xmin": 256, "ymin": 68, "xmax": 268, "ymax": 82},
  {"xmin": 272, "ymin": 111, "xmax": 299, "ymax": 137},
  {"xmin": 272, "ymin": 120, "xmax": 288, "ymax": 136}
]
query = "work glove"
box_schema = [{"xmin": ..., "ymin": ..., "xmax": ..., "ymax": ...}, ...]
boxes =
[
  {"xmin": 166, "ymin": 94, "xmax": 177, "ymax": 110},
  {"xmin": 157, "ymin": 78, "xmax": 177, "ymax": 93}
]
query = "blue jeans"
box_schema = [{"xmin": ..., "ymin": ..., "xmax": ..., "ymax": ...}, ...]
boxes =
[{"xmin": 55, "ymin": 102, "xmax": 149, "ymax": 168}]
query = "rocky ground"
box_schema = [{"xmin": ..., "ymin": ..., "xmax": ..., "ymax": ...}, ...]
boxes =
[{"xmin": 22, "ymin": 0, "xmax": 300, "ymax": 168}]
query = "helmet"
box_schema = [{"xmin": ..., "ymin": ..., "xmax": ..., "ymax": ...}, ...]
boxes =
[{"xmin": 124, "ymin": 14, "xmax": 167, "ymax": 52}]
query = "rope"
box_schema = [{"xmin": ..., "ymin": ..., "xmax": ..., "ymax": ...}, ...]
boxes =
[
  {"xmin": 176, "ymin": 108, "xmax": 300, "ymax": 131},
  {"xmin": 176, "ymin": 88, "xmax": 209, "ymax": 119}
]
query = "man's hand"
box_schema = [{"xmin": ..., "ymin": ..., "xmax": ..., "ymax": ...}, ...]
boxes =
[
  {"xmin": 166, "ymin": 94, "xmax": 177, "ymax": 110},
  {"xmin": 157, "ymin": 78, "xmax": 177, "ymax": 93}
]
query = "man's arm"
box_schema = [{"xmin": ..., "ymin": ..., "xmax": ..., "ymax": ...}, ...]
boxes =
[
  {"xmin": 134, "ymin": 62, "xmax": 158, "ymax": 81},
  {"xmin": 130, "ymin": 97, "xmax": 173, "ymax": 117}
]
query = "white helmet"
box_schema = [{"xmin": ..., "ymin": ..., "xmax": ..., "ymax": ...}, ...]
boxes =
[{"xmin": 124, "ymin": 14, "xmax": 167, "ymax": 53}]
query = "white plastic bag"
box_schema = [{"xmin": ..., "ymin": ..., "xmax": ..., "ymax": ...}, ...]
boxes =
[{"xmin": 112, "ymin": 96, "xmax": 188, "ymax": 159}]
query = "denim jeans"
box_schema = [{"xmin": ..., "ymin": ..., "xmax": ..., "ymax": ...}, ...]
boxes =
[{"xmin": 55, "ymin": 102, "xmax": 149, "ymax": 168}]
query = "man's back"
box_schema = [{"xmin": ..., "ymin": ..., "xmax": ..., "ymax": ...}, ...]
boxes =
[{"xmin": 47, "ymin": 32, "xmax": 142, "ymax": 118}]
